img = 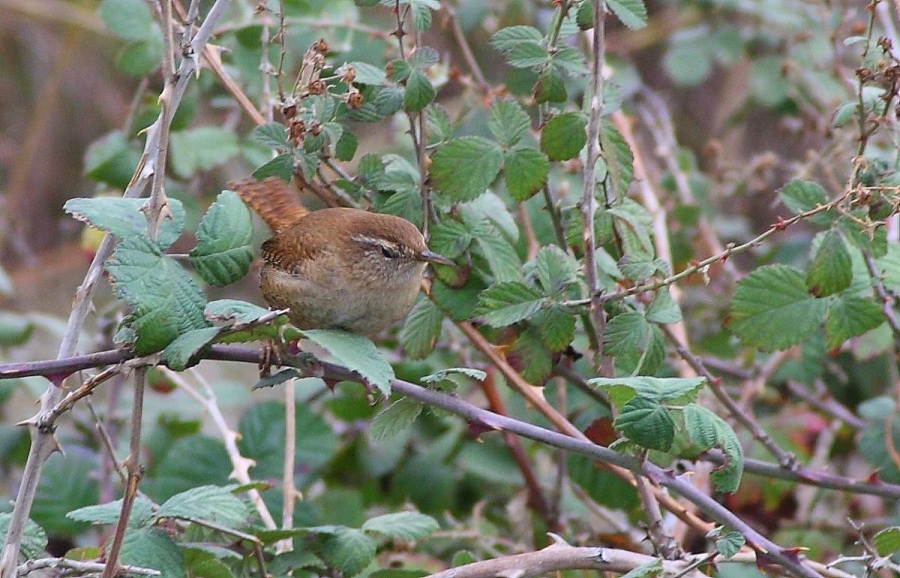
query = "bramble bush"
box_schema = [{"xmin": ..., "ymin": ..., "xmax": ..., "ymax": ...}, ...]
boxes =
[{"xmin": 2, "ymin": 1, "xmax": 900, "ymax": 577}]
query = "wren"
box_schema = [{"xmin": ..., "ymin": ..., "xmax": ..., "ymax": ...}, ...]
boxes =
[{"xmin": 230, "ymin": 178, "xmax": 451, "ymax": 335}]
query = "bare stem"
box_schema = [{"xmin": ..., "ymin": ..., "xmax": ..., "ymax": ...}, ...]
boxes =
[
  {"xmin": 100, "ymin": 367, "xmax": 147, "ymax": 578},
  {"xmin": 278, "ymin": 378, "xmax": 297, "ymax": 553},
  {"xmin": 579, "ymin": 0, "xmax": 614, "ymax": 376}
]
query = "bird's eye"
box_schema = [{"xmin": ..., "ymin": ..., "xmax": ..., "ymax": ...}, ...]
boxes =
[{"xmin": 381, "ymin": 245, "xmax": 399, "ymax": 259}]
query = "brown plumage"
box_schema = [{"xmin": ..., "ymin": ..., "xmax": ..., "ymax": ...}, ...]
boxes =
[{"xmin": 229, "ymin": 178, "xmax": 452, "ymax": 335}]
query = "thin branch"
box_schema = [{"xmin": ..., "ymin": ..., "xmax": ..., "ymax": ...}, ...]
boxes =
[
  {"xmin": 479, "ymin": 376, "xmax": 556, "ymax": 529},
  {"xmin": 278, "ymin": 378, "xmax": 297, "ymax": 553},
  {"xmin": 426, "ymin": 541, "xmax": 706, "ymax": 578},
  {"xmin": 165, "ymin": 368, "xmax": 279, "ymax": 529},
  {"xmin": 661, "ymin": 325, "xmax": 796, "ymax": 467},
  {"xmin": 17, "ymin": 558, "xmax": 159, "ymax": 577},
  {"xmin": 562, "ymin": 190, "xmax": 854, "ymax": 308},
  {"xmin": 101, "ymin": 367, "xmax": 147, "ymax": 578},
  {"xmin": 579, "ymin": 0, "xmax": 613, "ymax": 376},
  {"xmin": 443, "ymin": 5, "xmax": 489, "ymax": 92},
  {"xmin": 633, "ymin": 454, "xmax": 680, "ymax": 559},
  {"xmin": 0, "ymin": 3, "xmax": 234, "ymax": 571},
  {"xmin": 6, "ymin": 347, "xmax": 900, "ymax": 503}
]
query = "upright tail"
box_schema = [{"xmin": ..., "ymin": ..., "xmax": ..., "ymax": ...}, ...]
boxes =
[{"xmin": 228, "ymin": 177, "xmax": 309, "ymax": 233}]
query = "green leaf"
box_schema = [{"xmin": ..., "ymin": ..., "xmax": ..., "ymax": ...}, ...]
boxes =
[
  {"xmin": 400, "ymin": 298, "xmax": 443, "ymax": 359},
  {"xmin": 509, "ymin": 326, "xmax": 553, "ymax": 384},
  {"xmin": 33, "ymin": 448, "xmax": 99, "ymax": 536},
  {"xmin": 711, "ymin": 528, "xmax": 745, "ymax": 559},
  {"xmin": 0, "ymin": 514, "xmax": 46, "ymax": 560},
  {"xmin": 663, "ymin": 33, "xmax": 713, "ymax": 87},
  {"xmin": 621, "ymin": 560, "xmax": 663, "ymax": 578},
  {"xmin": 600, "ymin": 120, "xmax": 634, "ymax": 195},
  {"xmin": 318, "ymin": 528, "xmax": 376, "ymax": 576},
  {"xmin": 146, "ymin": 436, "xmax": 231, "ymax": 501},
  {"xmin": 99, "ymin": 0, "xmax": 156, "ymax": 40},
  {"xmin": 646, "ymin": 287, "xmax": 682, "ymax": 324},
  {"xmin": 403, "ymin": 71, "xmax": 435, "ymax": 112},
  {"xmin": 534, "ymin": 245, "xmax": 578, "ymax": 295},
  {"xmin": 116, "ymin": 37, "xmax": 163, "ymax": 77},
  {"xmin": 589, "ymin": 376, "xmax": 707, "ymax": 408},
  {"xmin": 607, "ymin": 0, "xmax": 648, "ymax": 30},
  {"xmin": 550, "ymin": 46, "xmax": 587, "ymax": 76},
  {"xmin": 420, "ymin": 367, "xmax": 487, "ymax": 385},
  {"xmin": 162, "ymin": 327, "xmax": 222, "ymax": 371},
  {"xmin": 170, "ymin": 127, "xmax": 239, "ymax": 178},
  {"xmin": 348, "ymin": 61, "xmax": 387, "ymax": 85},
  {"xmin": 602, "ymin": 312, "xmax": 665, "ymax": 375},
  {"xmin": 431, "ymin": 137, "xmax": 504, "ymax": 203},
  {"xmin": 65, "ymin": 197, "xmax": 185, "ymax": 250},
  {"xmin": 488, "ymin": 100, "xmax": 530, "ymax": 147},
  {"xmin": 535, "ymin": 69, "xmax": 567, "ymax": 103},
  {"xmin": 238, "ymin": 402, "xmax": 337, "ymax": 486},
  {"xmin": 370, "ymin": 397, "xmax": 423, "ymax": 442},
  {"xmin": 68, "ymin": 496, "xmax": 153, "ymax": 527},
  {"xmin": 540, "ymin": 113, "xmax": 587, "ymax": 161},
  {"xmin": 779, "ymin": 180, "xmax": 833, "ymax": 226},
  {"xmin": 873, "ymin": 526, "xmax": 900, "ymax": 557},
  {"xmin": 106, "ymin": 236, "xmax": 208, "ymax": 354},
  {"xmin": 252, "ymin": 153, "xmax": 294, "ymax": 181},
  {"xmin": 504, "ymin": 147, "xmax": 549, "ymax": 201},
  {"xmin": 490, "ymin": 26, "xmax": 543, "ymax": 52},
  {"xmin": 205, "ymin": 299, "xmax": 273, "ymax": 325},
  {"xmin": 120, "ymin": 528, "xmax": 186, "ymax": 578},
  {"xmin": 507, "ymin": 42, "xmax": 550, "ymax": 68},
  {"xmin": 362, "ymin": 512, "xmax": 439, "ymax": 540},
  {"xmin": 534, "ymin": 305, "xmax": 576, "ymax": 351},
  {"xmin": 335, "ymin": 129, "xmax": 358, "ymax": 161},
  {"xmin": 683, "ymin": 404, "xmax": 743, "ymax": 492},
  {"xmin": 156, "ymin": 485, "xmax": 250, "ymax": 527},
  {"xmin": 432, "ymin": 278, "xmax": 483, "ymax": 321},
  {"xmin": 806, "ymin": 230, "xmax": 852, "ymax": 297},
  {"xmin": 0, "ymin": 312, "xmax": 33, "ymax": 346},
  {"xmin": 189, "ymin": 190, "xmax": 254, "ymax": 286},
  {"xmin": 302, "ymin": 330, "xmax": 395, "ymax": 396},
  {"xmin": 251, "ymin": 123, "xmax": 290, "ymax": 150},
  {"xmin": 472, "ymin": 224, "xmax": 523, "ymax": 283},
  {"xmin": 875, "ymin": 243, "xmax": 900, "ymax": 293},
  {"xmin": 824, "ymin": 296, "xmax": 883, "ymax": 351},
  {"xmin": 476, "ymin": 282, "xmax": 545, "ymax": 327},
  {"xmin": 84, "ymin": 131, "xmax": 142, "ymax": 189},
  {"xmin": 614, "ymin": 396, "xmax": 675, "ymax": 452},
  {"xmin": 567, "ymin": 454, "xmax": 639, "ymax": 510},
  {"xmin": 576, "ymin": 1, "xmax": 594, "ymax": 30},
  {"xmin": 409, "ymin": 46, "xmax": 440, "ymax": 69},
  {"xmin": 728, "ymin": 265, "xmax": 828, "ymax": 351}
]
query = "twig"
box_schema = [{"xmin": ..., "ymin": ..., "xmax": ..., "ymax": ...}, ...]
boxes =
[
  {"xmin": 100, "ymin": 367, "xmax": 147, "ymax": 578},
  {"xmin": 579, "ymin": 0, "xmax": 614, "ymax": 376},
  {"xmin": 426, "ymin": 541, "xmax": 705, "ymax": 578},
  {"xmin": 863, "ymin": 251, "xmax": 900, "ymax": 334},
  {"xmin": 165, "ymin": 367, "xmax": 279, "ymax": 529},
  {"xmin": 662, "ymin": 325, "xmax": 796, "ymax": 468},
  {"xmin": 562, "ymin": 190, "xmax": 854, "ymax": 308},
  {"xmin": 633, "ymin": 453, "xmax": 680, "ymax": 559},
  {"xmin": 0, "ymin": 4, "xmax": 234, "ymax": 569},
  {"xmin": 479, "ymin": 376, "xmax": 556, "ymax": 529},
  {"xmin": 7, "ymin": 347, "xmax": 900, "ymax": 502},
  {"xmin": 442, "ymin": 5, "xmax": 489, "ymax": 93},
  {"xmin": 453, "ymin": 321, "xmax": 709, "ymax": 533},
  {"xmin": 17, "ymin": 557, "xmax": 159, "ymax": 577},
  {"xmin": 278, "ymin": 378, "xmax": 297, "ymax": 553}
]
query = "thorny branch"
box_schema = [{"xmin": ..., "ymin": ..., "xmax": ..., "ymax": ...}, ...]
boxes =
[{"xmin": 0, "ymin": 1, "xmax": 235, "ymax": 574}]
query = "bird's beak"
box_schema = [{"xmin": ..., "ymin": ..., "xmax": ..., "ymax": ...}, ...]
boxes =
[{"xmin": 420, "ymin": 250, "xmax": 454, "ymax": 266}]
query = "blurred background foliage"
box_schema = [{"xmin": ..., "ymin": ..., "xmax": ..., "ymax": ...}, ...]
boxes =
[{"xmin": 1, "ymin": 0, "xmax": 899, "ymax": 576}]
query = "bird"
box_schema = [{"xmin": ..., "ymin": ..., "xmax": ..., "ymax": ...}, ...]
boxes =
[{"xmin": 230, "ymin": 177, "xmax": 452, "ymax": 335}]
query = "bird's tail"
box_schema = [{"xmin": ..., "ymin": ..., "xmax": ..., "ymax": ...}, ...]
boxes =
[{"xmin": 228, "ymin": 177, "xmax": 309, "ymax": 233}]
